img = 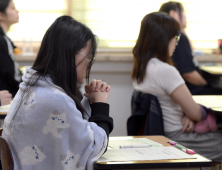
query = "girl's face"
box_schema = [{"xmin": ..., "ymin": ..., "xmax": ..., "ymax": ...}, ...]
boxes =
[
  {"xmin": 75, "ymin": 41, "xmax": 91, "ymax": 84},
  {"xmin": 179, "ymin": 10, "xmax": 187, "ymax": 30},
  {"xmin": 168, "ymin": 36, "xmax": 178, "ymax": 57},
  {"xmin": 0, "ymin": 0, "xmax": 19, "ymax": 25},
  {"xmin": 175, "ymin": 10, "xmax": 187, "ymax": 30}
]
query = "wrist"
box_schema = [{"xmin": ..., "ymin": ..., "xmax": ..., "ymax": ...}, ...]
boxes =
[{"xmin": 199, "ymin": 105, "xmax": 207, "ymax": 120}]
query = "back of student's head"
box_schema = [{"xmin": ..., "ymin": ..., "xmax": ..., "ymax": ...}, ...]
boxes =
[
  {"xmin": 131, "ymin": 12, "xmax": 180, "ymax": 84},
  {"xmin": 0, "ymin": 0, "xmax": 10, "ymax": 13},
  {"xmin": 32, "ymin": 15, "xmax": 96, "ymax": 114},
  {"xmin": 159, "ymin": 1, "xmax": 184, "ymax": 20}
]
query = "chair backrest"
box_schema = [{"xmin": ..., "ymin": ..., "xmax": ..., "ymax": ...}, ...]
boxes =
[
  {"xmin": 127, "ymin": 90, "xmax": 164, "ymax": 136},
  {"xmin": 0, "ymin": 128, "xmax": 14, "ymax": 170}
]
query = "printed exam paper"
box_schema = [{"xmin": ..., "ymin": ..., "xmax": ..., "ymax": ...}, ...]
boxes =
[{"xmin": 97, "ymin": 146, "xmax": 195, "ymax": 162}]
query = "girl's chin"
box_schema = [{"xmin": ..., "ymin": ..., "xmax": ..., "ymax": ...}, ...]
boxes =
[{"xmin": 77, "ymin": 79, "xmax": 85, "ymax": 84}]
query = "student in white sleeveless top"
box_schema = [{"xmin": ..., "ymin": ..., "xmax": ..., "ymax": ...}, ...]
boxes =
[{"xmin": 132, "ymin": 12, "xmax": 222, "ymax": 162}]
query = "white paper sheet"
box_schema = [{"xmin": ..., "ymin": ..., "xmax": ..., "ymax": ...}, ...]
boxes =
[
  {"xmin": 97, "ymin": 146, "xmax": 195, "ymax": 162},
  {"xmin": 193, "ymin": 96, "xmax": 222, "ymax": 108},
  {"xmin": 108, "ymin": 138, "xmax": 162, "ymax": 149}
]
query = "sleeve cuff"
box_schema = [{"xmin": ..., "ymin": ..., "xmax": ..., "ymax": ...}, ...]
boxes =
[{"xmin": 90, "ymin": 103, "xmax": 109, "ymax": 117}]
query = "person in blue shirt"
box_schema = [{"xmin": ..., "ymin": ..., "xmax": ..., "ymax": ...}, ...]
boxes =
[{"xmin": 159, "ymin": 1, "xmax": 222, "ymax": 95}]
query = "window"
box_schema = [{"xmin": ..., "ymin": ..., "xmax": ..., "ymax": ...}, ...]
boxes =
[
  {"xmin": 9, "ymin": 0, "xmax": 222, "ymax": 51},
  {"xmin": 72, "ymin": 0, "xmax": 222, "ymax": 51},
  {"xmin": 10, "ymin": 0, "xmax": 67, "ymax": 41}
]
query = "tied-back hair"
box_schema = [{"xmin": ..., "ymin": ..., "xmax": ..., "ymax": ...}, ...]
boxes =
[
  {"xmin": 159, "ymin": 1, "xmax": 184, "ymax": 20},
  {"xmin": 0, "ymin": 0, "xmax": 10, "ymax": 13},
  {"xmin": 17, "ymin": 16, "xmax": 97, "ymax": 117},
  {"xmin": 131, "ymin": 12, "xmax": 180, "ymax": 84}
]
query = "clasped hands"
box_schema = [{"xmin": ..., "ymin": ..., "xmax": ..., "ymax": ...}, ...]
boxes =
[{"xmin": 84, "ymin": 79, "xmax": 111, "ymax": 104}]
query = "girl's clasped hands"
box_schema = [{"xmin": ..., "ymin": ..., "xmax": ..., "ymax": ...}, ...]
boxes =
[{"xmin": 84, "ymin": 79, "xmax": 111, "ymax": 104}]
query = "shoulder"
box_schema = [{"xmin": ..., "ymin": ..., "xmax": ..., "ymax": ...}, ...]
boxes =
[
  {"xmin": 153, "ymin": 59, "xmax": 177, "ymax": 74},
  {"xmin": 155, "ymin": 59, "xmax": 182, "ymax": 81}
]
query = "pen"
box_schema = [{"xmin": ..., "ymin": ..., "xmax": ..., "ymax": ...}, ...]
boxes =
[
  {"xmin": 119, "ymin": 145, "xmax": 152, "ymax": 149},
  {"xmin": 169, "ymin": 141, "xmax": 195, "ymax": 154}
]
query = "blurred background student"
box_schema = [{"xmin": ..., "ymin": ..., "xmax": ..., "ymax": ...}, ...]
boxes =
[
  {"xmin": 132, "ymin": 12, "xmax": 222, "ymax": 162},
  {"xmin": 0, "ymin": 0, "xmax": 22, "ymax": 97},
  {"xmin": 159, "ymin": 1, "xmax": 222, "ymax": 95}
]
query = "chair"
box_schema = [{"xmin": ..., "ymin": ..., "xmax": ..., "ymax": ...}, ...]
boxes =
[
  {"xmin": 0, "ymin": 128, "xmax": 14, "ymax": 170},
  {"xmin": 127, "ymin": 90, "xmax": 164, "ymax": 136}
]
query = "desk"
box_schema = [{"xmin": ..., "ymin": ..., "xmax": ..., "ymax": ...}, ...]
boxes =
[
  {"xmin": 192, "ymin": 95, "xmax": 222, "ymax": 114},
  {"xmin": 0, "ymin": 104, "xmax": 9, "ymax": 119},
  {"xmin": 200, "ymin": 65, "xmax": 222, "ymax": 88},
  {"xmin": 0, "ymin": 112, "xmax": 7, "ymax": 119},
  {"xmin": 193, "ymin": 95, "xmax": 222, "ymax": 128},
  {"xmin": 94, "ymin": 136, "xmax": 212, "ymax": 170}
]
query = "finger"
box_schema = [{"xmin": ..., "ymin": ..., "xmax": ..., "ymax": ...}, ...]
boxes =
[
  {"xmin": 84, "ymin": 85, "xmax": 91, "ymax": 94},
  {"xmin": 95, "ymin": 80, "xmax": 102, "ymax": 92},
  {"xmin": 4, "ymin": 93, "xmax": 12, "ymax": 98},
  {"xmin": 90, "ymin": 79, "xmax": 97, "ymax": 91},
  {"xmin": 1, "ymin": 90, "xmax": 9, "ymax": 94},
  {"xmin": 106, "ymin": 85, "xmax": 111, "ymax": 92},
  {"xmin": 182, "ymin": 120, "xmax": 189, "ymax": 132},
  {"xmin": 100, "ymin": 82, "xmax": 107, "ymax": 92},
  {"xmin": 185, "ymin": 122, "xmax": 192, "ymax": 133},
  {"xmin": 83, "ymin": 93, "xmax": 91, "ymax": 100}
]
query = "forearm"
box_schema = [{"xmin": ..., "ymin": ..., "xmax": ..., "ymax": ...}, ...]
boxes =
[
  {"xmin": 171, "ymin": 84, "xmax": 202, "ymax": 121},
  {"xmin": 182, "ymin": 71, "xmax": 207, "ymax": 86}
]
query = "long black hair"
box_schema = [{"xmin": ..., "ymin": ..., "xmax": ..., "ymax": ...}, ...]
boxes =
[
  {"xmin": 0, "ymin": 0, "xmax": 10, "ymax": 13},
  {"xmin": 19, "ymin": 16, "xmax": 97, "ymax": 116},
  {"xmin": 132, "ymin": 12, "xmax": 180, "ymax": 84}
]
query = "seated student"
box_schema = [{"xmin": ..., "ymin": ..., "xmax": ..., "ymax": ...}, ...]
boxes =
[
  {"xmin": 132, "ymin": 12, "xmax": 222, "ymax": 162},
  {"xmin": 0, "ymin": 90, "xmax": 12, "ymax": 106},
  {"xmin": 159, "ymin": 1, "xmax": 222, "ymax": 95},
  {"xmin": 0, "ymin": 0, "xmax": 22, "ymax": 97},
  {"xmin": 2, "ymin": 16, "xmax": 113, "ymax": 170}
]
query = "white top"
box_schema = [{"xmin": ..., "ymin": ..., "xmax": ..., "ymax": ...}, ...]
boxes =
[{"xmin": 133, "ymin": 58, "xmax": 185, "ymax": 132}]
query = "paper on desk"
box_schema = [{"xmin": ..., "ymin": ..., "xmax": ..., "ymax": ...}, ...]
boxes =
[
  {"xmin": 193, "ymin": 96, "xmax": 222, "ymax": 108},
  {"xmin": 109, "ymin": 138, "xmax": 162, "ymax": 149},
  {"xmin": 0, "ymin": 104, "xmax": 11, "ymax": 112},
  {"xmin": 97, "ymin": 146, "xmax": 195, "ymax": 162}
]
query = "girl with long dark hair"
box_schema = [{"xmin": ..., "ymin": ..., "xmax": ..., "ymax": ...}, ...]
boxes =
[
  {"xmin": 0, "ymin": 0, "xmax": 22, "ymax": 97},
  {"xmin": 132, "ymin": 12, "xmax": 222, "ymax": 162},
  {"xmin": 2, "ymin": 16, "xmax": 113, "ymax": 170}
]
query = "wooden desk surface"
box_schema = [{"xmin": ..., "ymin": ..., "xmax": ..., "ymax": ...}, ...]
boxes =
[
  {"xmin": 192, "ymin": 95, "xmax": 222, "ymax": 114},
  {"xmin": 94, "ymin": 136, "xmax": 212, "ymax": 169},
  {"xmin": 200, "ymin": 65, "xmax": 222, "ymax": 75},
  {"xmin": 0, "ymin": 112, "xmax": 7, "ymax": 119},
  {"xmin": 0, "ymin": 105, "xmax": 9, "ymax": 119}
]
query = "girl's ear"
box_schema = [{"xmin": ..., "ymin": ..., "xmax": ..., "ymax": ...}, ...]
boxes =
[{"xmin": 169, "ymin": 10, "xmax": 176, "ymax": 18}]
